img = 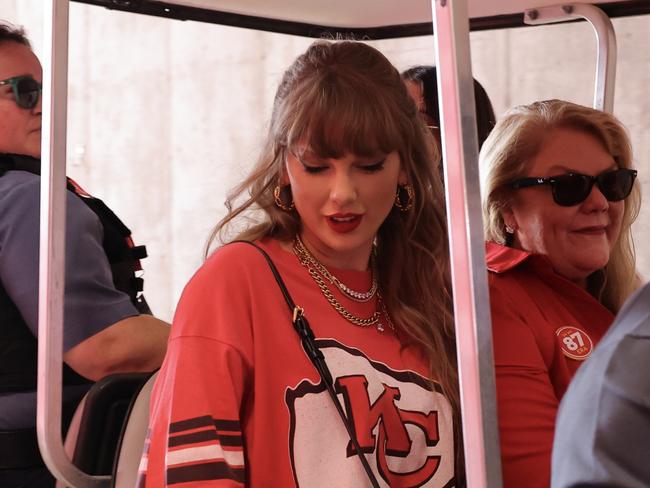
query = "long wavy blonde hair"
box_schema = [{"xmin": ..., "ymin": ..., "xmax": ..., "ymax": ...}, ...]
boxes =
[
  {"xmin": 207, "ymin": 39, "xmax": 461, "ymax": 459},
  {"xmin": 481, "ymin": 99, "xmax": 641, "ymax": 312}
]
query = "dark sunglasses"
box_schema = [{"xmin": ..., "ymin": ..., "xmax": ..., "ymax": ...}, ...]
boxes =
[
  {"xmin": 0, "ymin": 75, "xmax": 42, "ymax": 109},
  {"xmin": 511, "ymin": 168, "xmax": 637, "ymax": 207}
]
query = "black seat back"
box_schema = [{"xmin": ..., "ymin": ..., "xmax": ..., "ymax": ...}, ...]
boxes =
[{"xmin": 67, "ymin": 372, "xmax": 152, "ymax": 476}]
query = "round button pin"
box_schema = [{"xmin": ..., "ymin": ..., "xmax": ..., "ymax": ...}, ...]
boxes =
[{"xmin": 556, "ymin": 326, "xmax": 593, "ymax": 361}]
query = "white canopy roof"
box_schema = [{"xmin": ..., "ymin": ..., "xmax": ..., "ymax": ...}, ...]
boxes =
[
  {"xmin": 75, "ymin": 0, "xmax": 649, "ymax": 37},
  {"xmin": 164, "ymin": 0, "xmax": 643, "ymax": 28}
]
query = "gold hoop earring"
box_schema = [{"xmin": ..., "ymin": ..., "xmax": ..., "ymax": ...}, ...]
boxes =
[
  {"xmin": 274, "ymin": 185, "xmax": 295, "ymax": 211},
  {"xmin": 394, "ymin": 184, "xmax": 415, "ymax": 212}
]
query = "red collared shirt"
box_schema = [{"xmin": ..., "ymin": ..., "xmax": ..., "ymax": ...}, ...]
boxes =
[{"xmin": 486, "ymin": 241, "xmax": 613, "ymax": 488}]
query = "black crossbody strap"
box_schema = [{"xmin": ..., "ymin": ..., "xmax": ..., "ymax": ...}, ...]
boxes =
[
  {"xmin": 234, "ymin": 241, "xmax": 296, "ymax": 310},
  {"xmin": 232, "ymin": 240, "xmax": 380, "ymax": 487}
]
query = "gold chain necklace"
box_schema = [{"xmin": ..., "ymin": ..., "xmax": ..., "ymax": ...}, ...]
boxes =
[
  {"xmin": 294, "ymin": 234, "xmax": 378, "ymax": 302},
  {"xmin": 292, "ymin": 237, "xmax": 393, "ymax": 332}
]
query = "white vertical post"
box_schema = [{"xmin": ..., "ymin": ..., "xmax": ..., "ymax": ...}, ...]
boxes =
[
  {"xmin": 431, "ymin": 0, "xmax": 503, "ymax": 486},
  {"xmin": 38, "ymin": 1, "xmax": 109, "ymax": 486},
  {"xmin": 524, "ymin": 4, "xmax": 617, "ymax": 112}
]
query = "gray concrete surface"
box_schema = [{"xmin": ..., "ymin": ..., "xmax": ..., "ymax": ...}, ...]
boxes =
[{"xmin": 2, "ymin": 1, "xmax": 648, "ymax": 321}]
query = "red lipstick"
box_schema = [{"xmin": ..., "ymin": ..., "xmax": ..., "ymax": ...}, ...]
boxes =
[{"xmin": 326, "ymin": 213, "xmax": 362, "ymax": 233}]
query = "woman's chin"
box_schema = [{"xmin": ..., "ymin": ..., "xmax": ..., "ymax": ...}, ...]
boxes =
[{"xmin": 557, "ymin": 255, "xmax": 610, "ymax": 284}]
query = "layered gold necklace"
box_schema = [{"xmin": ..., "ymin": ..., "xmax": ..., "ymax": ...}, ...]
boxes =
[
  {"xmin": 294, "ymin": 234, "xmax": 378, "ymax": 302},
  {"xmin": 293, "ymin": 235, "xmax": 394, "ymax": 333}
]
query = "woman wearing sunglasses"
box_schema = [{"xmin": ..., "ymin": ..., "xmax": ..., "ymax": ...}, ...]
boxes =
[{"xmin": 480, "ymin": 99, "xmax": 641, "ymax": 488}]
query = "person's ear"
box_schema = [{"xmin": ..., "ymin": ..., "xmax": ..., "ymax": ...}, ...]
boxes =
[{"xmin": 501, "ymin": 206, "xmax": 518, "ymax": 234}]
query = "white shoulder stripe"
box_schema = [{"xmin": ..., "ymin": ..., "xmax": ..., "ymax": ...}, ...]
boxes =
[{"xmin": 166, "ymin": 444, "xmax": 245, "ymax": 467}]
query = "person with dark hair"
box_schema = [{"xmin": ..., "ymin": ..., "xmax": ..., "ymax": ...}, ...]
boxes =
[
  {"xmin": 141, "ymin": 41, "xmax": 459, "ymax": 487},
  {"xmin": 0, "ymin": 21, "xmax": 169, "ymax": 488},
  {"xmin": 402, "ymin": 65, "xmax": 496, "ymax": 150}
]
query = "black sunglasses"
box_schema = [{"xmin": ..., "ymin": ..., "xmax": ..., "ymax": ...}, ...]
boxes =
[
  {"xmin": 511, "ymin": 168, "xmax": 637, "ymax": 207},
  {"xmin": 0, "ymin": 75, "xmax": 42, "ymax": 109}
]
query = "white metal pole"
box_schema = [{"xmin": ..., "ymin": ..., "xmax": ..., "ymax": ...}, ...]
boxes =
[
  {"xmin": 524, "ymin": 3, "xmax": 617, "ymax": 112},
  {"xmin": 431, "ymin": 0, "xmax": 503, "ymax": 486},
  {"xmin": 38, "ymin": 1, "xmax": 110, "ymax": 486}
]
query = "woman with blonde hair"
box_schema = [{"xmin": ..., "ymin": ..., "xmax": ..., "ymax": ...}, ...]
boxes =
[
  {"xmin": 141, "ymin": 40, "xmax": 460, "ymax": 487},
  {"xmin": 480, "ymin": 99, "xmax": 640, "ymax": 487}
]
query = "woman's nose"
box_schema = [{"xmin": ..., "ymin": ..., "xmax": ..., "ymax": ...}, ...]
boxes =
[
  {"xmin": 329, "ymin": 172, "xmax": 357, "ymax": 205},
  {"xmin": 581, "ymin": 184, "xmax": 609, "ymax": 212}
]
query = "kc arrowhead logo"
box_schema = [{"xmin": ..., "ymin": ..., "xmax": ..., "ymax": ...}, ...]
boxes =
[{"xmin": 286, "ymin": 339, "xmax": 455, "ymax": 487}]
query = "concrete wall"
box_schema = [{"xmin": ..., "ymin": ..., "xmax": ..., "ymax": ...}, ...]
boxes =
[{"xmin": 2, "ymin": 1, "xmax": 648, "ymax": 321}]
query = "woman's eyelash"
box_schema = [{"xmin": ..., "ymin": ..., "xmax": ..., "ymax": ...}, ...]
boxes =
[
  {"xmin": 360, "ymin": 159, "xmax": 386, "ymax": 172},
  {"xmin": 302, "ymin": 164, "xmax": 327, "ymax": 174},
  {"xmin": 300, "ymin": 158, "xmax": 386, "ymax": 174}
]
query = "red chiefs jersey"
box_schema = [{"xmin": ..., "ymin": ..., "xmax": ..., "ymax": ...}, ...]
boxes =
[
  {"xmin": 140, "ymin": 238, "xmax": 456, "ymax": 487},
  {"xmin": 486, "ymin": 242, "xmax": 614, "ymax": 488}
]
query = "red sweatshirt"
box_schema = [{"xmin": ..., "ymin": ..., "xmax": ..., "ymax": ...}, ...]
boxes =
[
  {"xmin": 140, "ymin": 238, "xmax": 456, "ymax": 487},
  {"xmin": 486, "ymin": 242, "xmax": 614, "ymax": 488}
]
